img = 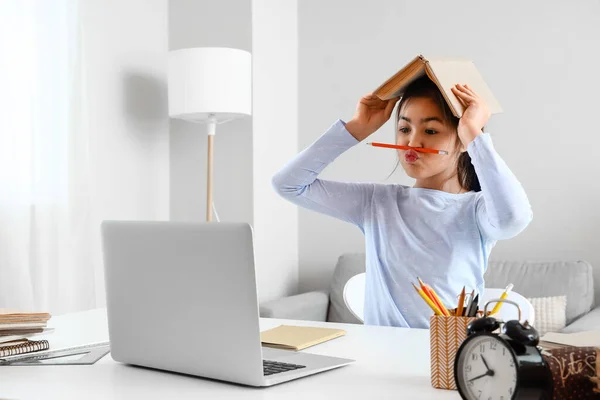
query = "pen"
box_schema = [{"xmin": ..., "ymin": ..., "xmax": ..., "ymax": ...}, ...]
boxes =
[
  {"xmin": 365, "ymin": 142, "xmax": 449, "ymax": 155},
  {"xmin": 464, "ymin": 290, "xmax": 475, "ymax": 317},
  {"xmin": 412, "ymin": 283, "xmax": 443, "ymax": 316},
  {"xmin": 488, "ymin": 284, "xmax": 514, "ymax": 316},
  {"xmin": 469, "ymin": 294, "xmax": 480, "ymax": 317}
]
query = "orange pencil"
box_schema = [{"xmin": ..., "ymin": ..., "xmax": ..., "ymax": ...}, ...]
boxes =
[
  {"xmin": 418, "ymin": 278, "xmax": 450, "ymax": 316},
  {"xmin": 412, "ymin": 283, "xmax": 443, "ymax": 316},
  {"xmin": 426, "ymin": 284, "xmax": 451, "ymax": 317},
  {"xmin": 456, "ymin": 287, "xmax": 466, "ymax": 317},
  {"xmin": 366, "ymin": 142, "xmax": 449, "ymax": 155}
]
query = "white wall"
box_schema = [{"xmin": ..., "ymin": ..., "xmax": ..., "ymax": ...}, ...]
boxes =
[
  {"xmin": 297, "ymin": 0, "xmax": 600, "ymax": 292},
  {"xmin": 252, "ymin": 0, "xmax": 299, "ymax": 301},
  {"xmin": 81, "ymin": 0, "xmax": 170, "ymax": 306},
  {"xmin": 169, "ymin": 0, "xmax": 253, "ymax": 225},
  {"xmin": 169, "ymin": 0, "xmax": 298, "ymax": 302}
]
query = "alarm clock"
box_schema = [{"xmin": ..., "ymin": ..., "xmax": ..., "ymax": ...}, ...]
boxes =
[{"xmin": 454, "ymin": 299, "xmax": 553, "ymax": 400}]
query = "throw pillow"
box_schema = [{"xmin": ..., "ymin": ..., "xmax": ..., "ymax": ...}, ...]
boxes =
[{"xmin": 526, "ymin": 295, "xmax": 567, "ymax": 336}]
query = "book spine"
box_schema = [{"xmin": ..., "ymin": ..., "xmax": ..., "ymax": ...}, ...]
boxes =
[{"xmin": 0, "ymin": 340, "xmax": 49, "ymax": 357}]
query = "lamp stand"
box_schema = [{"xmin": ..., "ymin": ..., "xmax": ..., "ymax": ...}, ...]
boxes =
[{"xmin": 206, "ymin": 115, "xmax": 217, "ymax": 222}]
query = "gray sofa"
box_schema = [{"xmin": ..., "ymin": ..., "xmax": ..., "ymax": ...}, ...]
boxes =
[{"xmin": 259, "ymin": 253, "xmax": 600, "ymax": 333}]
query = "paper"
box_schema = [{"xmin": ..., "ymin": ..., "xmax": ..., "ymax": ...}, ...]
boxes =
[
  {"xmin": 540, "ymin": 331, "xmax": 600, "ymax": 348},
  {"xmin": 0, "ymin": 328, "xmax": 55, "ymax": 344},
  {"xmin": 260, "ymin": 325, "xmax": 346, "ymax": 351},
  {"xmin": 0, "ymin": 309, "xmax": 51, "ymax": 318}
]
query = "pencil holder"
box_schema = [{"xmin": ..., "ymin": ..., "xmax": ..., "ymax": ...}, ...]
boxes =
[{"xmin": 430, "ymin": 314, "xmax": 477, "ymax": 390}]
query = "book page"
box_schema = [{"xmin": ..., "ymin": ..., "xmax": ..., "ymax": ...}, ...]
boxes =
[{"xmin": 541, "ymin": 331, "xmax": 600, "ymax": 348}]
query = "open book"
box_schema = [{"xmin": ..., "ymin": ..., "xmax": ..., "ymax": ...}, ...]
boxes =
[
  {"xmin": 373, "ymin": 54, "xmax": 503, "ymax": 118},
  {"xmin": 260, "ymin": 325, "xmax": 346, "ymax": 351}
]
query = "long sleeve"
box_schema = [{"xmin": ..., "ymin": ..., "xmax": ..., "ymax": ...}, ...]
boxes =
[
  {"xmin": 468, "ymin": 133, "xmax": 533, "ymax": 240},
  {"xmin": 271, "ymin": 119, "xmax": 375, "ymax": 229}
]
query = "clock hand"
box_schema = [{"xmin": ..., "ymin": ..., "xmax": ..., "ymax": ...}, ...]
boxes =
[
  {"xmin": 481, "ymin": 355, "xmax": 492, "ymax": 373},
  {"xmin": 468, "ymin": 371, "xmax": 492, "ymax": 382}
]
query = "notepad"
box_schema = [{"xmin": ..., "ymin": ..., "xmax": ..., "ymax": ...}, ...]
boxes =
[
  {"xmin": 260, "ymin": 325, "xmax": 346, "ymax": 351},
  {"xmin": 540, "ymin": 331, "xmax": 600, "ymax": 348},
  {"xmin": 0, "ymin": 309, "xmax": 52, "ymax": 337}
]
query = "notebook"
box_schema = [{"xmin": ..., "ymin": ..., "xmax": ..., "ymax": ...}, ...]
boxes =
[
  {"xmin": 0, "ymin": 339, "xmax": 49, "ymax": 357},
  {"xmin": 540, "ymin": 331, "xmax": 600, "ymax": 349},
  {"xmin": 373, "ymin": 54, "xmax": 503, "ymax": 118},
  {"xmin": 0, "ymin": 309, "xmax": 52, "ymax": 322},
  {"xmin": 0, "ymin": 328, "xmax": 54, "ymax": 344},
  {"xmin": 260, "ymin": 325, "xmax": 346, "ymax": 351},
  {"xmin": 0, "ymin": 309, "xmax": 52, "ymax": 337}
]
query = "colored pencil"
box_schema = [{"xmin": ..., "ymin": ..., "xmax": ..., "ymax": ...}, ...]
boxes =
[
  {"xmin": 366, "ymin": 142, "xmax": 449, "ymax": 155},
  {"xmin": 488, "ymin": 284, "xmax": 514, "ymax": 316},
  {"xmin": 412, "ymin": 283, "xmax": 443, "ymax": 316},
  {"xmin": 456, "ymin": 287, "xmax": 466, "ymax": 317},
  {"xmin": 426, "ymin": 284, "xmax": 451, "ymax": 317}
]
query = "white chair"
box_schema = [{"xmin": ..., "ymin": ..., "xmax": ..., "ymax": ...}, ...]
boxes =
[
  {"xmin": 343, "ymin": 272, "xmax": 366, "ymax": 323},
  {"xmin": 481, "ymin": 288, "xmax": 535, "ymax": 325},
  {"xmin": 342, "ymin": 273, "xmax": 535, "ymax": 326}
]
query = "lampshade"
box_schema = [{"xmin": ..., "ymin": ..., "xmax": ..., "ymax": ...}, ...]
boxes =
[{"xmin": 168, "ymin": 47, "xmax": 252, "ymax": 123}]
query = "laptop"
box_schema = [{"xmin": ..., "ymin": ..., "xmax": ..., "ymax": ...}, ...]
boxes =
[{"xmin": 101, "ymin": 221, "xmax": 354, "ymax": 387}]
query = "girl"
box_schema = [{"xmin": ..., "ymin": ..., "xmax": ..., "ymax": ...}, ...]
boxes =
[{"xmin": 271, "ymin": 76, "xmax": 532, "ymax": 328}]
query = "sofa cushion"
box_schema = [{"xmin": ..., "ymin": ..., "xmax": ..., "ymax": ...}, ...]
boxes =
[
  {"xmin": 260, "ymin": 290, "xmax": 329, "ymax": 321},
  {"xmin": 327, "ymin": 253, "xmax": 366, "ymax": 324},
  {"xmin": 484, "ymin": 260, "xmax": 593, "ymax": 325},
  {"xmin": 560, "ymin": 306, "xmax": 600, "ymax": 333},
  {"xmin": 527, "ymin": 295, "xmax": 567, "ymax": 336}
]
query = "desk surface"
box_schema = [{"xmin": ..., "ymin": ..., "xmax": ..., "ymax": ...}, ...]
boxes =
[{"xmin": 0, "ymin": 309, "xmax": 459, "ymax": 399}]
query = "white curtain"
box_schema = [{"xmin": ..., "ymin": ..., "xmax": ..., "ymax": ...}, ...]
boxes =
[{"xmin": 0, "ymin": 0, "xmax": 96, "ymax": 314}]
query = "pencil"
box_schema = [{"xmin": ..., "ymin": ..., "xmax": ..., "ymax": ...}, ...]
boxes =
[
  {"xmin": 426, "ymin": 284, "xmax": 451, "ymax": 317},
  {"xmin": 417, "ymin": 278, "xmax": 447, "ymax": 316},
  {"xmin": 456, "ymin": 287, "xmax": 466, "ymax": 317},
  {"xmin": 412, "ymin": 283, "xmax": 443, "ymax": 316},
  {"xmin": 489, "ymin": 284, "xmax": 514, "ymax": 316},
  {"xmin": 366, "ymin": 142, "xmax": 449, "ymax": 155}
]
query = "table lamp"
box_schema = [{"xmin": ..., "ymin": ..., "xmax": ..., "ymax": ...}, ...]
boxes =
[{"xmin": 168, "ymin": 47, "xmax": 252, "ymax": 221}]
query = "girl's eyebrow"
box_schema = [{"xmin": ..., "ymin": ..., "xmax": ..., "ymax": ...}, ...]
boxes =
[{"xmin": 399, "ymin": 116, "xmax": 443, "ymax": 124}]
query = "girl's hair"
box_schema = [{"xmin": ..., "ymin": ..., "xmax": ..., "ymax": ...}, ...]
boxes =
[{"xmin": 387, "ymin": 76, "xmax": 481, "ymax": 192}]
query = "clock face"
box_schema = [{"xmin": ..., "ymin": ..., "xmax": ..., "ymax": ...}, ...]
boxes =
[{"xmin": 456, "ymin": 334, "xmax": 518, "ymax": 400}]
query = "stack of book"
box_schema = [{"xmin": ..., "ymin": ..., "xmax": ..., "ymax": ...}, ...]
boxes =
[{"xmin": 0, "ymin": 309, "xmax": 52, "ymax": 358}]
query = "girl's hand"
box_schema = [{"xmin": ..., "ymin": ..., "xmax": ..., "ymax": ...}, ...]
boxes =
[
  {"xmin": 451, "ymin": 83, "xmax": 491, "ymax": 147},
  {"xmin": 345, "ymin": 94, "xmax": 400, "ymax": 142}
]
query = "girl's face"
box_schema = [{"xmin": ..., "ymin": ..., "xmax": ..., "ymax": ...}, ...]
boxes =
[{"xmin": 396, "ymin": 96, "xmax": 464, "ymax": 181}]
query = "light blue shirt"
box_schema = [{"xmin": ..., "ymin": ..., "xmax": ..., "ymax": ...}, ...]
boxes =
[{"xmin": 272, "ymin": 119, "xmax": 533, "ymax": 328}]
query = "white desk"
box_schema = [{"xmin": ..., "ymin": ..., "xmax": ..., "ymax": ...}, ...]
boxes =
[{"xmin": 0, "ymin": 309, "xmax": 459, "ymax": 399}]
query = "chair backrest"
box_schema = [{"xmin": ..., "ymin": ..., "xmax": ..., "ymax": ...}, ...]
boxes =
[
  {"xmin": 341, "ymin": 274, "xmax": 535, "ymax": 326},
  {"xmin": 480, "ymin": 288, "xmax": 535, "ymax": 325},
  {"xmin": 343, "ymin": 273, "xmax": 366, "ymax": 323},
  {"xmin": 327, "ymin": 253, "xmax": 366, "ymax": 323}
]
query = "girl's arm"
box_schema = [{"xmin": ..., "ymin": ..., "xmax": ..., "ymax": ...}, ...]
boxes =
[
  {"xmin": 468, "ymin": 133, "xmax": 533, "ymax": 240},
  {"xmin": 271, "ymin": 119, "xmax": 375, "ymax": 229}
]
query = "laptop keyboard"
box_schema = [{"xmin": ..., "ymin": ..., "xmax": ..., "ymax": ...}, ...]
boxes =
[{"xmin": 263, "ymin": 360, "xmax": 306, "ymax": 376}]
